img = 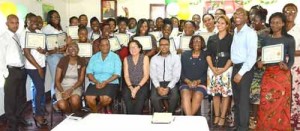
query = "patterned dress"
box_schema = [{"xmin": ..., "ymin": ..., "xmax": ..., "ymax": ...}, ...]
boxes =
[{"xmin": 289, "ymin": 25, "xmax": 300, "ymax": 130}]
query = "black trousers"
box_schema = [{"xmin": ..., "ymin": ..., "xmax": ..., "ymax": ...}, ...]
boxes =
[
  {"xmin": 4, "ymin": 67, "xmax": 27, "ymax": 128},
  {"xmin": 150, "ymin": 82, "xmax": 179, "ymax": 114},
  {"xmin": 231, "ymin": 64, "xmax": 254, "ymax": 131},
  {"xmin": 122, "ymin": 84, "xmax": 149, "ymax": 114}
]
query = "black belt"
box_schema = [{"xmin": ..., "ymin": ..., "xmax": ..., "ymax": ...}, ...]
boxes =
[
  {"xmin": 216, "ymin": 52, "xmax": 230, "ymax": 58},
  {"xmin": 7, "ymin": 65, "xmax": 25, "ymax": 70}
]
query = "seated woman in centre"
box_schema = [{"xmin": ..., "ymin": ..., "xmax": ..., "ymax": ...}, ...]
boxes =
[{"xmin": 85, "ymin": 38, "xmax": 122, "ymax": 113}]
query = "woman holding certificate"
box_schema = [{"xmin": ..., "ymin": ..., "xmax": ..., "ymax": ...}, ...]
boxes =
[
  {"xmin": 283, "ymin": 3, "xmax": 300, "ymax": 129},
  {"xmin": 93, "ymin": 23, "xmax": 111, "ymax": 54},
  {"xmin": 42, "ymin": 10, "xmax": 67, "ymax": 107},
  {"xmin": 131, "ymin": 19, "xmax": 157, "ymax": 57},
  {"xmin": 114, "ymin": 16, "xmax": 132, "ymax": 61},
  {"xmin": 55, "ymin": 43, "xmax": 86, "ymax": 114},
  {"xmin": 256, "ymin": 12, "xmax": 295, "ymax": 130},
  {"xmin": 177, "ymin": 21, "xmax": 196, "ymax": 54},
  {"xmin": 20, "ymin": 13, "xmax": 48, "ymax": 128},
  {"xmin": 85, "ymin": 38, "xmax": 121, "ymax": 113},
  {"xmin": 180, "ymin": 35, "xmax": 208, "ymax": 116},
  {"xmin": 206, "ymin": 15, "xmax": 233, "ymax": 127}
]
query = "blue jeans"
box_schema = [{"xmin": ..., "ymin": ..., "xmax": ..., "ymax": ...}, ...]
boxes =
[
  {"xmin": 26, "ymin": 68, "xmax": 46, "ymax": 116},
  {"xmin": 30, "ymin": 79, "xmax": 46, "ymax": 114},
  {"xmin": 46, "ymin": 53, "xmax": 64, "ymax": 97}
]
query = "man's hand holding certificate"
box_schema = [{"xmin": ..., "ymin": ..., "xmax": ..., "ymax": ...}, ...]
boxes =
[
  {"xmin": 25, "ymin": 32, "xmax": 46, "ymax": 49},
  {"xmin": 262, "ymin": 44, "xmax": 284, "ymax": 64},
  {"xmin": 133, "ymin": 36, "xmax": 152, "ymax": 50}
]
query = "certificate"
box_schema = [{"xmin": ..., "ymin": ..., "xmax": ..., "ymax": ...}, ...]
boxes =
[
  {"xmin": 78, "ymin": 43, "xmax": 92, "ymax": 57},
  {"xmin": 46, "ymin": 35, "xmax": 58, "ymax": 50},
  {"xmin": 200, "ymin": 32, "xmax": 214, "ymax": 45},
  {"xmin": 133, "ymin": 36, "xmax": 152, "ymax": 50},
  {"xmin": 262, "ymin": 44, "xmax": 284, "ymax": 64},
  {"xmin": 57, "ymin": 33, "xmax": 67, "ymax": 47},
  {"xmin": 91, "ymin": 33, "xmax": 100, "ymax": 41},
  {"xmin": 114, "ymin": 33, "xmax": 130, "ymax": 46},
  {"xmin": 25, "ymin": 32, "xmax": 45, "ymax": 49},
  {"xmin": 67, "ymin": 26, "xmax": 79, "ymax": 39},
  {"xmin": 109, "ymin": 37, "xmax": 121, "ymax": 51},
  {"xmin": 149, "ymin": 31, "xmax": 162, "ymax": 41},
  {"xmin": 179, "ymin": 36, "xmax": 192, "ymax": 50}
]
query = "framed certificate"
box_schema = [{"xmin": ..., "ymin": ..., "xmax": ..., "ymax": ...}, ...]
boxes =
[
  {"xmin": 262, "ymin": 44, "xmax": 284, "ymax": 64},
  {"xmin": 78, "ymin": 43, "xmax": 92, "ymax": 57},
  {"xmin": 179, "ymin": 36, "xmax": 192, "ymax": 50},
  {"xmin": 25, "ymin": 32, "xmax": 46, "ymax": 49},
  {"xmin": 133, "ymin": 36, "xmax": 152, "ymax": 50},
  {"xmin": 109, "ymin": 37, "xmax": 121, "ymax": 51},
  {"xmin": 114, "ymin": 33, "xmax": 130, "ymax": 46},
  {"xmin": 57, "ymin": 33, "xmax": 67, "ymax": 47},
  {"xmin": 46, "ymin": 35, "xmax": 58, "ymax": 50},
  {"xmin": 200, "ymin": 32, "xmax": 214, "ymax": 45},
  {"xmin": 67, "ymin": 26, "xmax": 79, "ymax": 39},
  {"xmin": 149, "ymin": 31, "xmax": 162, "ymax": 42}
]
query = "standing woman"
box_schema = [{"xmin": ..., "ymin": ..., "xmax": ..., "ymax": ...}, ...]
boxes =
[
  {"xmin": 180, "ymin": 35, "xmax": 208, "ymax": 115},
  {"xmin": 256, "ymin": 12, "xmax": 295, "ymax": 130},
  {"xmin": 283, "ymin": 3, "xmax": 300, "ymax": 129},
  {"xmin": 20, "ymin": 13, "xmax": 47, "ymax": 127},
  {"xmin": 202, "ymin": 14, "xmax": 217, "ymax": 33},
  {"xmin": 93, "ymin": 23, "xmax": 111, "ymax": 54},
  {"xmin": 55, "ymin": 43, "xmax": 86, "ymax": 114},
  {"xmin": 131, "ymin": 19, "xmax": 157, "ymax": 57},
  {"xmin": 123, "ymin": 40, "xmax": 150, "ymax": 114},
  {"xmin": 85, "ymin": 38, "xmax": 121, "ymax": 113},
  {"xmin": 42, "ymin": 10, "xmax": 66, "ymax": 101},
  {"xmin": 206, "ymin": 15, "xmax": 233, "ymax": 127}
]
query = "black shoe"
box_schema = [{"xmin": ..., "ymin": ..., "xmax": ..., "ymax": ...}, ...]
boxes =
[{"xmin": 18, "ymin": 118, "xmax": 32, "ymax": 127}]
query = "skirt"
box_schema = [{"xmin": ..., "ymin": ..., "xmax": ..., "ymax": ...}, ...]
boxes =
[
  {"xmin": 85, "ymin": 83, "xmax": 119, "ymax": 98},
  {"xmin": 207, "ymin": 67, "xmax": 233, "ymax": 97},
  {"xmin": 256, "ymin": 65, "xmax": 292, "ymax": 130}
]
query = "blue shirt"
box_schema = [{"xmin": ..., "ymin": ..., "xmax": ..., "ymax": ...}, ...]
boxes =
[
  {"xmin": 86, "ymin": 51, "xmax": 121, "ymax": 84},
  {"xmin": 231, "ymin": 24, "xmax": 257, "ymax": 76}
]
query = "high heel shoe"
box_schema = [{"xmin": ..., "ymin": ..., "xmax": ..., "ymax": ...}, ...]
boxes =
[
  {"xmin": 213, "ymin": 116, "xmax": 220, "ymax": 126},
  {"xmin": 218, "ymin": 117, "xmax": 225, "ymax": 127},
  {"xmin": 33, "ymin": 117, "xmax": 48, "ymax": 128}
]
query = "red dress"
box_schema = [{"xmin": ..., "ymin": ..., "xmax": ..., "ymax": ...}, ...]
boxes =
[{"xmin": 256, "ymin": 65, "xmax": 292, "ymax": 130}]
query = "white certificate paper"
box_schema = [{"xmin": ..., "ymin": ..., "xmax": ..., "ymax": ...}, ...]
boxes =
[
  {"xmin": 78, "ymin": 43, "xmax": 92, "ymax": 57},
  {"xmin": 57, "ymin": 33, "xmax": 67, "ymax": 47},
  {"xmin": 45, "ymin": 33, "xmax": 66, "ymax": 50},
  {"xmin": 67, "ymin": 26, "xmax": 79, "ymax": 39},
  {"xmin": 179, "ymin": 36, "xmax": 192, "ymax": 50},
  {"xmin": 91, "ymin": 33, "xmax": 100, "ymax": 41},
  {"xmin": 262, "ymin": 44, "xmax": 284, "ymax": 64},
  {"xmin": 46, "ymin": 35, "xmax": 58, "ymax": 50},
  {"xmin": 133, "ymin": 36, "xmax": 152, "ymax": 50},
  {"xmin": 109, "ymin": 37, "xmax": 121, "ymax": 51},
  {"xmin": 149, "ymin": 31, "xmax": 162, "ymax": 42},
  {"xmin": 114, "ymin": 33, "xmax": 130, "ymax": 46},
  {"xmin": 25, "ymin": 32, "xmax": 45, "ymax": 49}
]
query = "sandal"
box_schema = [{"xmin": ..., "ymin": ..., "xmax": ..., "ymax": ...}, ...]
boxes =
[
  {"xmin": 218, "ymin": 117, "xmax": 225, "ymax": 127},
  {"xmin": 214, "ymin": 116, "xmax": 220, "ymax": 126}
]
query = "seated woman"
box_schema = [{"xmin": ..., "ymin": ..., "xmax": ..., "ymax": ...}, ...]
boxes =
[
  {"xmin": 85, "ymin": 38, "xmax": 122, "ymax": 113},
  {"xmin": 55, "ymin": 43, "xmax": 86, "ymax": 114},
  {"xmin": 123, "ymin": 40, "xmax": 150, "ymax": 114},
  {"xmin": 180, "ymin": 35, "xmax": 208, "ymax": 116}
]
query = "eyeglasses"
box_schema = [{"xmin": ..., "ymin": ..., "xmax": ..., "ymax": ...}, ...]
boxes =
[{"xmin": 284, "ymin": 10, "xmax": 296, "ymax": 14}]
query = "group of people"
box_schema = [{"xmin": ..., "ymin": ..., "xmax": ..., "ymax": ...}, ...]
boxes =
[{"xmin": 0, "ymin": 2, "xmax": 299, "ymax": 131}]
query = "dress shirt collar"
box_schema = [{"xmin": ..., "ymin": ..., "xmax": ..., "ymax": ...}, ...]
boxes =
[
  {"xmin": 234, "ymin": 24, "xmax": 248, "ymax": 34},
  {"xmin": 158, "ymin": 51, "xmax": 171, "ymax": 57},
  {"xmin": 6, "ymin": 29, "xmax": 16, "ymax": 38}
]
